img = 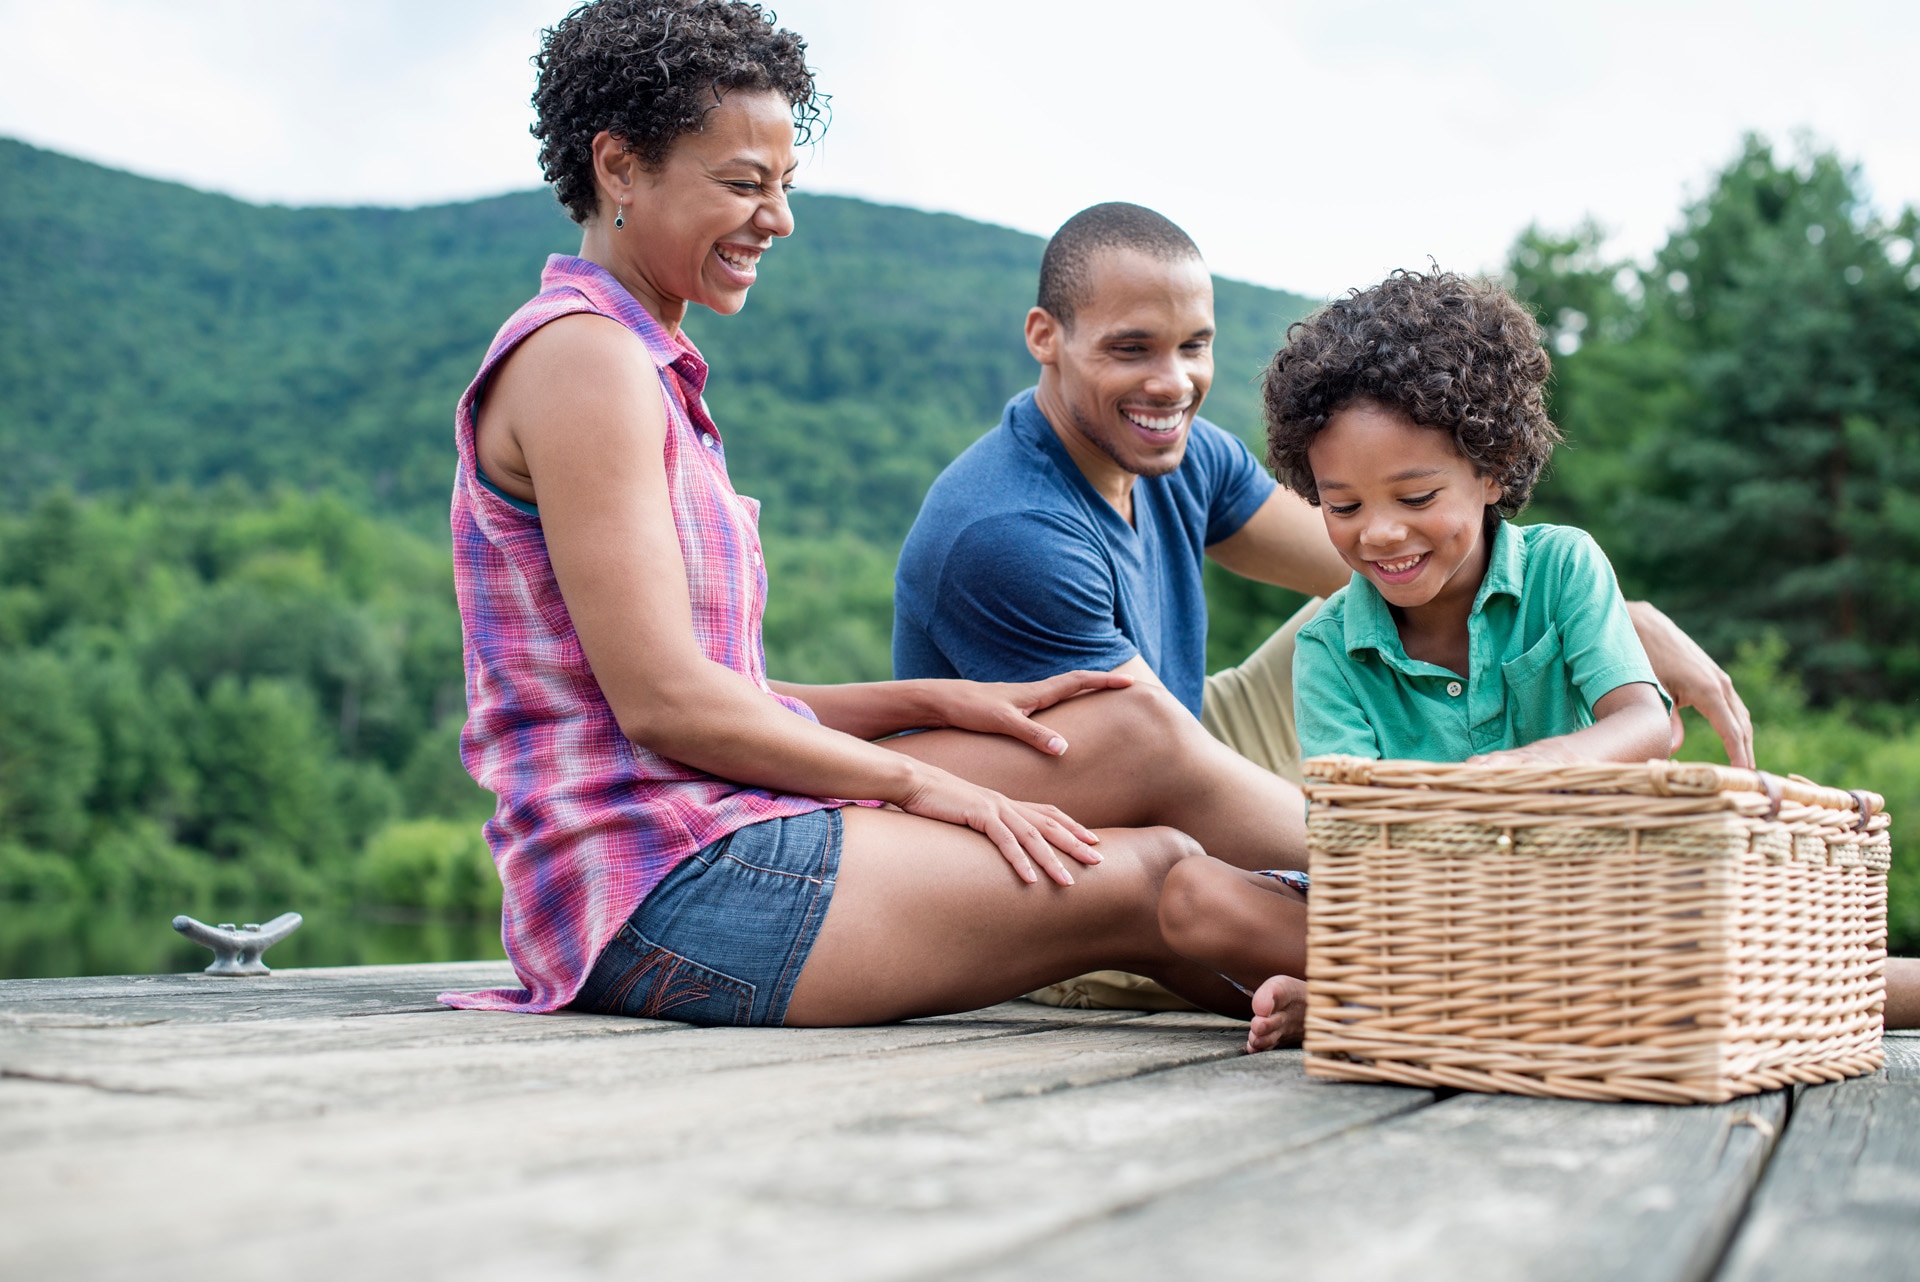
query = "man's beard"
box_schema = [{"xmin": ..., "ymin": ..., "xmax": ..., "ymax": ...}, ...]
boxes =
[{"xmin": 1070, "ymin": 402, "xmax": 1184, "ymax": 479}]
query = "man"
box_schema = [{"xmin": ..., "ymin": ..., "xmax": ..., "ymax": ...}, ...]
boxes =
[{"xmin": 893, "ymin": 203, "xmax": 1755, "ymax": 1008}]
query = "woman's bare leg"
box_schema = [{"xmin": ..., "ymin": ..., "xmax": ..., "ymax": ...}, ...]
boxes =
[
  {"xmin": 783, "ymin": 806, "xmax": 1250, "ymax": 1026},
  {"xmin": 886, "ymin": 684, "xmax": 1309, "ymax": 872},
  {"xmin": 1158, "ymin": 857, "xmax": 1307, "ymax": 991}
]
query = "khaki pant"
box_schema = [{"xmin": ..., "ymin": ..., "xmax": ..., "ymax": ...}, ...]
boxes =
[{"xmin": 1027, "ymin": 598, "xmax": 1322, "ymax": 1011}]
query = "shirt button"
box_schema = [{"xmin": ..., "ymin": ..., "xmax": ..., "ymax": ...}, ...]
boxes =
[{"xmin": 1445, "ymin": 681, "xmax": 1463, "ymax": 697}]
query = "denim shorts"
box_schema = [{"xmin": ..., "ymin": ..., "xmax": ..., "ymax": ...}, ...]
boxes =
[{"xmin": 570, "ymin": 807, "xmax": 843, "ymax": 1027}]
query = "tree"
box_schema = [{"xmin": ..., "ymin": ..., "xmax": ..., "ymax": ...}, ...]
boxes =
[{"xmin": 1511, "ymin": 136, "xmax": 1920, "ymax": 703}]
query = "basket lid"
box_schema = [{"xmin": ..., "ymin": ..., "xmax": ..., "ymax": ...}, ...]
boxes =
[{"xmin": 1301, "ymin": 755, "xmax": 1883, "ymax": 821}]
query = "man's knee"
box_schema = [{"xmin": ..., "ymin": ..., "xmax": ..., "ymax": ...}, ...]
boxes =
[{"xmin": 1090, "ymin": 681, "xmax": 1214, "ymax": 762}]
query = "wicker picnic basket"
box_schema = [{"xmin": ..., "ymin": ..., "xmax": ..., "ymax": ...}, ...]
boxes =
[{"xmin": 1300, "ymin": 755, "xmax": 1890, "ymax": 1104}]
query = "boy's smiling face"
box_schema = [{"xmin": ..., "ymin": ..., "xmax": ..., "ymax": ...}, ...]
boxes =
[{"xmin": 1309, "ymin": 400, "xmax": 1504, "ymax": 612}]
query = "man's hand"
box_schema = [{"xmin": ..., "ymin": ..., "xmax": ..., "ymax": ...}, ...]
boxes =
[
  {"xmin": 920, "ymin": 670, "xmax": 1135, "ymax": 756},
  {"xmin": 1626, "ymin": 601, "xmax": 1755, "ymax": 768}
]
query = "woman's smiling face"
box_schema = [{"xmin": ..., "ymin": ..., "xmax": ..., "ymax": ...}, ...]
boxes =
[
  {"xmin": 614, "ymin": 89, "xmax": 798, "ymax": 317},
  {"xmin": 1307, "ymin": 400, "xmax": 1504, "ymax": 611}
]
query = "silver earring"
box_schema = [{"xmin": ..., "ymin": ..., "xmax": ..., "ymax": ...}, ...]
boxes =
[{"xmin": 614, "ymin": 206, "xmax": 625, "ymax": 230}]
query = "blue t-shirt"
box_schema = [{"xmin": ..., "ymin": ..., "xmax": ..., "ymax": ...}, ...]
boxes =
[{"xmin": 893, "ymin": 388, "xmax": 1276, "ymax": 715}]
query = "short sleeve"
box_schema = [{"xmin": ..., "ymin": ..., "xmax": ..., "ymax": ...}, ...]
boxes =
[
  {"xmin": 1190, "ymin": 420, "xmax": 1278, "ymax": 546},
  {"xmin": 1292, "ymin": 624, "xmax": 1383, "ymax": 759},
  {"xmin": 924, "ymin": 513, "xmax": 1139, "ymax": 683},
  {"xmin": 1547, "ymin": 530, "xmax": 1672, "ymax": 714}
]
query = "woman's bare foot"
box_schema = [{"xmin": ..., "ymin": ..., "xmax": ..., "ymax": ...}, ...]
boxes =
[{"xmin": 1246, "ymin": 974, "xmax": 1308, "ymax": 1053}]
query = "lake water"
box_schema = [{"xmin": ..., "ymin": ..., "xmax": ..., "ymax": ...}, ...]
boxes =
[{"xmin": 0, "ymin": 903, "xmax": 506, "ymax": 980}]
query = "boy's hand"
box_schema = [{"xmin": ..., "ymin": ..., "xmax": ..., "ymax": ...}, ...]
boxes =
[
  {"xmin": 1466, "ymin": 745, "xmax": 1566, "ymax": 768},
  {"xmin": 1625, "ymin": 601, "xmax": 1754, "ymax": 768}
]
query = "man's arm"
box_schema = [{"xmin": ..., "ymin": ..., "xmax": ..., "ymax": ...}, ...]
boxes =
[
  {"xmin": 1205, "ymin": 490, "xmax": 1350, "ymax": 598},
  {"xmin": 1625, "ymin": 600, "xmax": 1755, "ymax": 768}
]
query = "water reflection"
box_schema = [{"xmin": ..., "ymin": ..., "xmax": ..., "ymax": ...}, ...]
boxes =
[{"xmin": 0, "ymin": 903, "xmax": 505, "ymax": 980}]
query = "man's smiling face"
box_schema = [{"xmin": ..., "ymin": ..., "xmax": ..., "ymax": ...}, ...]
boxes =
[{"xmin": 1031, "ymin": 249, "xmax": 1215, "ymax": 480}]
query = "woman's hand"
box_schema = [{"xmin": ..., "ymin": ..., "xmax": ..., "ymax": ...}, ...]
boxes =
[
  {"xmin": 894, "ymin": 761, "xmax": 1104, "ymax": 886},
  {"xmin": 919, "ymin": 670, "xmax": 1135, "ymax": 757}
]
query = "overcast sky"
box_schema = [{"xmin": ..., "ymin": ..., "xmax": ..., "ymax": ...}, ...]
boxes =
[{"xmin": 2, "ymin": 0, "xmax": 1914, "ymax": 296}]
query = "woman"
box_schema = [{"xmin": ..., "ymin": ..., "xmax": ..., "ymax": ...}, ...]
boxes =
[{"xmin": 443, "ymin": 0, "xmax": 1312, "ymax": 1029}]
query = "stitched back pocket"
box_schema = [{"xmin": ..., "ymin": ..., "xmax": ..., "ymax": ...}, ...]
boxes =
[{"xmin": 578, "ymin": 924, "xmax": 755, "ymax": 1025}]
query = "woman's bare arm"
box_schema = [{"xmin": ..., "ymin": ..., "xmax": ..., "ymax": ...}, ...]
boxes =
[
  {"xmin": 477, "ymin": 314, "xmax": 1101, "ymax": 884},
  {"xmin": 772, "ymin": 671, "xmax": 1133, "ymax": 754}
]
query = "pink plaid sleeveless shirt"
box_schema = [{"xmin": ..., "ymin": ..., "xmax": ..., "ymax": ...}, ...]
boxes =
[{"xmin": 440, "ymin": 255, "xmax": 847, "ymax": 1013}]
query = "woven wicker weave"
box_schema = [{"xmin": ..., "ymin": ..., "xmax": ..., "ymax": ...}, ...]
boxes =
[{"xmin": 1301, "ymin": 756, "xmax": 1890, "ymax": 1104}]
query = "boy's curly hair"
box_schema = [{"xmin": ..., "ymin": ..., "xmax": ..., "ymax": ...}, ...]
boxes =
[
  {"xmin": 1262, "ymin": 270, "xmax": 1559, "ymax": 518},
  {"xmin": 532, "ymin": 0, "xmax": 825, "ymax": 225}
]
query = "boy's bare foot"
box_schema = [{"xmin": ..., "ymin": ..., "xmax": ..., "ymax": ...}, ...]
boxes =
[{"xmin": 1246, "ymin": 974, "xmax": 1308, "ymax": 1053}]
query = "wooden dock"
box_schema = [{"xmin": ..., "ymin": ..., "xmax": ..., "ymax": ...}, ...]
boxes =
[{"xmin": 2, "ymin": 961, "xmax": 1915, "ymax": 1280}]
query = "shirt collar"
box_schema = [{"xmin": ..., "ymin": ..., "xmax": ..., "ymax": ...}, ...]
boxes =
[
  {"xmin": 539, "ymin": 254, "xmax": 709, "ymax": 398},
  {"xmin": 1340, "ymin": 517, "xmax": 1522, "ymax": 667}
]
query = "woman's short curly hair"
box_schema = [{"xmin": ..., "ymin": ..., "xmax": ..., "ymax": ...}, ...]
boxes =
[
  {"xmin": 1262, "ymin": 269, "xmax": 1560, "ymax": 518},
  {"xmin": 532, "ymin": 0, "xmax": 824, "ymax": 224}
]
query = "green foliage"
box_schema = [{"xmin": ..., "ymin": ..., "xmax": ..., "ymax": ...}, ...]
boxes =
[
  {"xmin": 0, "ymin": 488, "xmax": 472, "ymax": 926},
  {"xmin": 356, "ymin": 819, "xmax": 501, "ymax": 918}
]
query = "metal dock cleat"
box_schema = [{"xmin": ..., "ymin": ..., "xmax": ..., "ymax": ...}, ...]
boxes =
[{"xmin": 171, "ymin": 912, "xmax": 304, "ymax": 975}]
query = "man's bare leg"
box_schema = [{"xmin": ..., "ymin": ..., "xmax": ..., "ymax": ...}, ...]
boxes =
[
  {"xmin": 1889, "ymin": 957, "xmax": 1920, "ymax": 1029},
  {"xmin": 784, "ymin": 806, "xmax": 1251, "ymax": 1026},
  {"xmin": 885, "ymin": 684, "xmax": 1308, "ymax": 873}
]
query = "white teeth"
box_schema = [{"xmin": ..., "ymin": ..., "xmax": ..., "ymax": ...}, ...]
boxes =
[
  {"xmin": 1377, "ymin": 554, "xmax": 1424, "ymax": 574},
  {"xmin": 715, "ymin": 246, "xmax": 758, "ymax": 272},
  {"xmin": 1123, "ymin": 409, "xmax": 1184, "ymax": 433}
]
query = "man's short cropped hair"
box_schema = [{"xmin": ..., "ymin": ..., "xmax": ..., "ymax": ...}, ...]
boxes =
[
  {"xmin": 1262, "ymin": 269, "xmax": 1561, "ymax": 519},
  {"xmin": 1037, "ymin": 203, "xmax": 1203, "ymax": 328}
]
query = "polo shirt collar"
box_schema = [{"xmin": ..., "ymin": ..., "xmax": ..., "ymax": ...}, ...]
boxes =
[
  {"xmin": 539, "ymin": 254, "xmax": 710, "ymax": 398},
  {"xmin": 1340, "ymin": 517, "xmax": 1522, "ymax": 669}
]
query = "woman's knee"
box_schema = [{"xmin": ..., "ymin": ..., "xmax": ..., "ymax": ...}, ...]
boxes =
[
  {"xmin": 1157, "ymin": 854, "xmax": 1231, "ymax": 954},
  {"xmin": 1126, "ymin": 824, "xmax": 1205, "ymax": 878}
]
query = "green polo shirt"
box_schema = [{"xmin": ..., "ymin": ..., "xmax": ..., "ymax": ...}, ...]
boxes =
[{"xmin": 1293, "ymin": 521, "xmax": 1667, "ymax": 761}]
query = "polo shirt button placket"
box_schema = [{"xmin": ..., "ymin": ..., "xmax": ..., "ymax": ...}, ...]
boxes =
[{"xmin": 1446, "ymin": 680, "xmax": 1464, "ymax": 698}]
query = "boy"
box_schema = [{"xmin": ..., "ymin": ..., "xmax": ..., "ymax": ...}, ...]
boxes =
[
  {"xmin": 1166, "ymin": 269, "xmax": 1920, "ymax": 1050},
  {"xmin": 1161, "ymin": 269, "xmax": 1686, "ymax": 1051}
]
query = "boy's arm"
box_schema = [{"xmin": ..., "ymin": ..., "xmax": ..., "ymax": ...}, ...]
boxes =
[
  {"xmin": 1292, "ymin": 627, "xmax": 1382, "ymax": 760},
  {"xmin": 1469, "ymin": 682, "xmax": 1670, "ymax": 767}
]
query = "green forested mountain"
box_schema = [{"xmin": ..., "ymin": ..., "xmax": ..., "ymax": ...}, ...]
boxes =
[{"xmin": 0, "ymin": 137, "xmax": 1312, "ymax": 543}]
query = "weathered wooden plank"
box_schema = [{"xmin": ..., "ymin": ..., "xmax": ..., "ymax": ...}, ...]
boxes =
[
  {"xmin": 1714, "ymin": 1033, "xmax": 1920, "ymax": 1282},
  {"xmin": 0, "ymin": 961, "xmax": 520, "ymax": 1024},
  {"xmin": 0, "ymin": 1005, "xmax": 1287, "ymax": 1277},
  {"xmin": 6, "ymin": 1045, "xmax": 1427, "ymax": 1281},
  {"xmin": 0, "ymin": 1002, "xmax": 1196, "ymax": 1148},
  {"xmin": 951, "ymin": 1085, "xmax": 1786, "ymax": 1282}
]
